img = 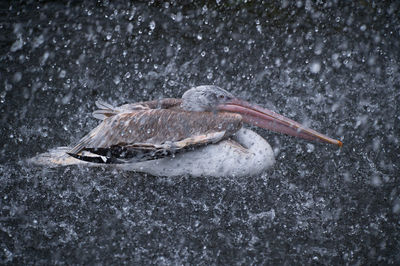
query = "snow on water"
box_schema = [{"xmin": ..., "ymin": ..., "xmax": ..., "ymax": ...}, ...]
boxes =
[{"xmin": 1, "ymin": 1, "xmax": 399, "ymax": 265}]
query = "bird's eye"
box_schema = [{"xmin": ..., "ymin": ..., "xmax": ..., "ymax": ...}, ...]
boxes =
[{"xmin": 218, "ymin": 94, "xmax": 225, "ymax": 99}]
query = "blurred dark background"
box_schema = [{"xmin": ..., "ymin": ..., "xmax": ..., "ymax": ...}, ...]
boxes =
[{"xmin": 0, "ymin": 1, "xmax": 399, "ymax": 264}]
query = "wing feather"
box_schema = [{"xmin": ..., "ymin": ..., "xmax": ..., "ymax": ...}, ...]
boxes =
[
  {"xmin": 92, "ymin": 98, "xmax": 182, "ymax": 120},
  {"xmin": 68, "ymin": 131, "xmax": 227, "ymax": 164},
  {"xmin": 69, "ymin": 109, "xmax": 242, "ymax": 163}
]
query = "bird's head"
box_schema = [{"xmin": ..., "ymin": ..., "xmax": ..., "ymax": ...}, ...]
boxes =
[{"xmin": 181, "ymin": 85, "xmax": 342, "ymax": 147}]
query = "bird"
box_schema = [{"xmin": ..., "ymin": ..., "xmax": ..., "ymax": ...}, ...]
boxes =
[{"xmin": 29, "ymin": 85, "xmax": 342, "ymax": 177}]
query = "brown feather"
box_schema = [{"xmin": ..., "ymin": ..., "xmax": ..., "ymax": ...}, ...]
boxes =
[
  {"xmin": 69, "ymin": 108, "xmax": 242, "ymax": 155},
  {"xmin": 117, "ymin": 98, "xmax": 182, "ymax": 112},
  {"xmin": 92, "ymin": 98, "xmax": 183, "ymax": 120}
]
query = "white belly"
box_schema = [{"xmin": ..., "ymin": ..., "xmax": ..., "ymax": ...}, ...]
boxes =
[
  {"xmin": 28, "ymin": 128, "xmax": 275, "ymax": 177},
  {"xmin": 118, "ymin": 128, "xmax": 275, "ymax": 177}
]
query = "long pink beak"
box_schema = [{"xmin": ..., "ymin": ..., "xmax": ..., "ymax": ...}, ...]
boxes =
[{"xmin": 218, "ymin": 98, "xmax": 343, "ymax": 147}]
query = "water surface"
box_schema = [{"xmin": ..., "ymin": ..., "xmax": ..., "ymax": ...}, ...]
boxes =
[{"xmin": 1, "ymin": 1, "xmax": 399, "ymax": 264}]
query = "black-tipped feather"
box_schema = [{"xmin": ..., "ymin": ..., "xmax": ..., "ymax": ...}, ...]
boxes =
[
  {"xmin": 84, "ymin": 146, "xmax": 176, "ymax": 161},
  {"xmin": 66, "ymin": 152, "xmax": 122, "ymax": 164}
]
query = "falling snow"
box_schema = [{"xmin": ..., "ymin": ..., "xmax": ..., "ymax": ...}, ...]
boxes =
[
  {"xmin": 309, "ymin": 61, "xmax": 321, "ymax": 73},
  {"xmin": 0, "ymin": 1, "xmax": 399, "ymax": 265}
]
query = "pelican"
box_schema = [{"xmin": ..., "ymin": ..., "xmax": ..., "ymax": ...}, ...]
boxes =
[{"xmin": 29, "ymin": 85, "xmax": 342, "ymax": 177}]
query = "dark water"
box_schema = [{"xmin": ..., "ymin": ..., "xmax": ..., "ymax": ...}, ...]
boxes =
[{"xmin": 1, "ymin": 1, "xmax": 399, "ymax": 264}]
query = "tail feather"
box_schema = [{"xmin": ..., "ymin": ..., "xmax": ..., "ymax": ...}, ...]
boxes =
[
  {"xmin": 92, "ymin": 100, "xmax": 118, "ymax": 120},
  {"xmin": 95, "ymin": 100, "xmax": 115, "ymax": 110}
]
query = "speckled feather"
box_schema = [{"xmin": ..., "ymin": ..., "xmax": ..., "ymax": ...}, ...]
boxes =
[{"xmin": 69, "ymin": 99, "xmax": 243, "ymax": 159}]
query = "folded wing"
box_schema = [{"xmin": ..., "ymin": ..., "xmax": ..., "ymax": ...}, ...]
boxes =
[{"xmin": 68, "ymin": 102, "xmax": 243, "ymax": 164}]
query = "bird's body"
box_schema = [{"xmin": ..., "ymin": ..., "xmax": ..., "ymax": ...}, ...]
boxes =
[
  {"xmin": 35, "ymin": 128, "xmax": 273, "ymax": 177},
  {"xmin": 29, "ymin": 86, "xmax": 342, "ymax": 177}
]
